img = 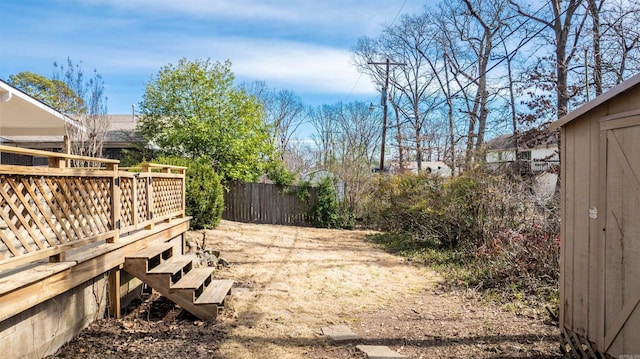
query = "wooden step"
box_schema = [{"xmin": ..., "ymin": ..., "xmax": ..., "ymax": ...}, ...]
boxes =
[
  {"xmin": 148, "ymin": 256, "xmax": 192, "ymax": 275},
  {"xmin": 127, "ymin": 242, "xmax": 173, "ymax": 260},
  {"xmin": 195, "ymin": 279, "xmax": 234, "ymax": 305},
  {"xmin": 171, "ymin": 267, "xmax": 213, "ymax": 290}
]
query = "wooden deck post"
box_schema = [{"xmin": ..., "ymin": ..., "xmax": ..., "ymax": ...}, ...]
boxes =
[
  {"xmin": 63, "ymin": 135, "xmax": 71, "ymax": 167},
  {"xmin": 48, "ymin": 155, "xmax": 66, "ymax": 169},
  {"xmin": 180, "ymin": 168, "xmax": 186, "ymax": 218},
  {"xmin": 108, "ymin": 265, "xmax": 122, "ymax": 319},
  {"xmin": 108, "ymin": 163, "xmax": 120, "ymax": 243},
  {"xmin": 142, "ymin": 165, "xmax": 154, "ymax": 230}
]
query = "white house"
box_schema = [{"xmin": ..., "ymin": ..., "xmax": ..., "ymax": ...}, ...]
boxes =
[
  {"xmin": 402, "ymin": 161, "xmax": 453, "ymax": 177},
  {"xmin": 485, "ymin": 129, "xmax": 559, "ymax": 172}
]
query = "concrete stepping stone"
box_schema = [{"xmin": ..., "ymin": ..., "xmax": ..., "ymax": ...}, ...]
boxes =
[
  {"xmin": 321, "ymin": 324, "xmax": 362, "ymax": 341},
  {"xmin": 356, "ymin": 345, "xmax": 409, "ymax": 359}
]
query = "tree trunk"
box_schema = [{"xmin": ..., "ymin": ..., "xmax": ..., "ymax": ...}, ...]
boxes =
[{"xmin": 587, "ymin": 0, "xmax": 603, "ymax": 96}]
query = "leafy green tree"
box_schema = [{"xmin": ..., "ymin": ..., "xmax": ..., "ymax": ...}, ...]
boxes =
[
  {"xmin": 138, "ymin": 58, "xmax": 276, "ymax": 182},
  {"xmin": 8, "ymin": 71, "xmax": 83, "ymax": 113}
]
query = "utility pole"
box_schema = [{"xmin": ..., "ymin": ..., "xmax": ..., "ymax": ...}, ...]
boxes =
[{"xmin": 368, "ymin": 58, "xmax": 405, "ymax": 173}]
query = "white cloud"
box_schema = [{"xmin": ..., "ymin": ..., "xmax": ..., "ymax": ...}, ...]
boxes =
[
  {"xmin": 79, "ymin": 0, "xmax": 422, "ymax": 35},
  {"xmin": 2, "ymin": 0, "xmax": 426, "ymax": 112},
  {"xmin": 210, "ymin": 38, "xmax": 376, "ymax": 95},
  {"xmin": 25, "ymin": 37, "xmax": 376, "ymax": 97}
]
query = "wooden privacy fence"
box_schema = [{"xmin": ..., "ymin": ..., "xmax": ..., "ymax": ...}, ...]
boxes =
[
  {"xmin": 223, "ymin": 181, "xmax": 319, "ymax": 226},
  {"xmin": 0, "ymin": 145, "xmax": 185, "ymax": 271}
]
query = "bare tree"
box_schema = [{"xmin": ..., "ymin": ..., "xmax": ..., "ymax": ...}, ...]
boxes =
[
  {"xmin": 418, "ymin": 13, "xmax": 458, "ymax": 174},
  {"xmin": 329, "ymin": 102, "xmax": 383, "ymax": 217},
  {"xmin": 433, "ymin": 0, "xmax": 508, "ymax": 168},
  {"xmin": 242, "ymin": 81, "xmax": 306, "ymax": 160},
  {"xmin": 382, "ymin": 14, "xmax": 440, "ymax": 171},
  {"xmin": 354, "ymin": 14, "xmax": 442, "ymax": 171},
  {"xmin": 509, "ymin": 0, "xmax": 586, "ymax": 119},
  {"xmin": 53, "ymin": 58, "xmax": 109, "ymax": 166},
  {"xmin": 599, "ymin": 0, "xmax": 640, "ymax": 86},
  {"xmin": 282, "ymin": 137, "xmax": 316, "ymax": 176},
  {"xmin": 309, "ymin": 104, "xmax": 340, "ymax": 169},
  {"xmin": 335, "ymin": 102, "xmax": 382, "ymax": 165}
]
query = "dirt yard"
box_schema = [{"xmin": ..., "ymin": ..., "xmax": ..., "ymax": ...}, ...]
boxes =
[{"xmin": 51, "ymin": 220, "xmax": 561, "ymax": 358}]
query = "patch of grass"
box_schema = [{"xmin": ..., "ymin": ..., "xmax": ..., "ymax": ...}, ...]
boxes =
[
  {"xmin": 366, "ymin": 233, "xmax": 466, "ymax": 269},
  {"xmin": 366, "ymin": 232, "xmax": 559, "ymax": 318}
]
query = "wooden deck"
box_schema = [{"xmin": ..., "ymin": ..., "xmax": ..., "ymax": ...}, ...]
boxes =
[{"xmin": 0, "ymin": 145, "xmax": 189, "ymax": 321}]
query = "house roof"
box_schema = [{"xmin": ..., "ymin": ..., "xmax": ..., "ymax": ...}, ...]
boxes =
[
  {"xmin": 485, "ymin": 134, "xmax": 516, "ymax": 150},
  {"xmin": 0, "ymin": 114, "xmax": 142, "ymax": 147},
  {"xmin": 485, "ymin": 128, "xmax": 558, "ymax": 151},
  {"xmin": 104, "ymin": 114, "xmax": 142, "ymax": 144},
  {"xmin": 0, "ymin": 79, "xmax": 80, "ymax": 136},
  {"xmin": 551, "ymin": 72, "xmax": 640, "ymax": 130}
]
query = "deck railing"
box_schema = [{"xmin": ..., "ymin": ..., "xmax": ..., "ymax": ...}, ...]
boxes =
[{"xmin": 0, "ymin": 145, "xmax": 185, "ymax": 271}]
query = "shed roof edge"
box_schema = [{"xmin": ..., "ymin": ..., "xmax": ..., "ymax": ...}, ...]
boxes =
[{"xmin": 551, "ymin": 72, "xmax": 640, "ymax": 130}]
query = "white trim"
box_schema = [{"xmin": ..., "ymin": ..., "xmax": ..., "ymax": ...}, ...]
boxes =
[{"xmin": 0, "ymin": 79, "xmax": 83, "ymax": 135}]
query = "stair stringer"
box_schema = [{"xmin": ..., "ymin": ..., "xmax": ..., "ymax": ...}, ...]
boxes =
[{"xmin": 123, "ymin": 257, "xmax": 220, "ymax": 321}]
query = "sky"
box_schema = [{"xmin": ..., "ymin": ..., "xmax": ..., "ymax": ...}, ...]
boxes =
[{"xmin": 0, "ymin": 0, "xmax": 426, "ymax": 115}]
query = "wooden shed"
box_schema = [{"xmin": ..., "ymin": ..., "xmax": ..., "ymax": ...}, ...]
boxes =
[{"xmin": 551, "ymin": 73, "xmax": 640, "ymax": 358}]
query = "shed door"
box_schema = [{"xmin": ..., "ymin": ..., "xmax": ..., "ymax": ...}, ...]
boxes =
[{"xmin": 601, "ymin": 118, "xmax": 640, "ymax": 354}]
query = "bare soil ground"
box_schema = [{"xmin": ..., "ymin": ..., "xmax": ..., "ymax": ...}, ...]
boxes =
[{"xmin": 51, "ymin": 220, "xmax": 560, "ymax": 358}]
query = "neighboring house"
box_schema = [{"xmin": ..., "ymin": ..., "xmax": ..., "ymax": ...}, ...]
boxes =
[
  {"xmin": 0, "ymin": 114, "xmax": 144, "ymax": 165},
  {"xmin": 485, "ymin": 129, "xmax": 559, "ymax": 173},
  {"xmin": 402, "ymin": 161, "xmax": 453, "ymax": 177}
]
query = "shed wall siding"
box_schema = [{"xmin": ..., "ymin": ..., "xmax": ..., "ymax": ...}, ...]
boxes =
[
  {"xmin": 561, "ymin": 104, "xmax": 609, "ymax": 342},
  {"xmin": 563, "ymin": 118, "xmax": 591, "ymax": 336},
  {"xmin": 561, "ymin": 86, "xmax": 640, "ymax": 355}
]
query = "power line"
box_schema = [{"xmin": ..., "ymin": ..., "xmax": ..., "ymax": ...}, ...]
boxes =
[
  {"xmin": 344, "ymin": 72, "xmax": 363, "ymax": 102},
  {"xmin": 390, "ymin": 0, "xmax": 409, "ymax": 27},
  {"xmin": 344, "ymin": 0, "xmax": 411, "ymax": 103}
]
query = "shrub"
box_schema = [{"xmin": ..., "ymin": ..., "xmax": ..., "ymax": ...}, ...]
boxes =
[
  {"xmin": 310, "ymin": 176, "xmax": 341, "ymax": 228},
  {"xmin": 154, "ymin": 156, "xmax": 224, "ymax": 229},
  {"xmin": 265, "ymin": 159, "xmax": 294, "ymax": 186},
  {"xmin": 364, "ymin": 169, "xmax": 560, "ymax": 307},
  {"xmin": 469, "ymin": 226, "xmax": 560, "ymax": 299},
  {"xmin": 297, "ymin": 176, "xmax": 354, "ymax": 229}
]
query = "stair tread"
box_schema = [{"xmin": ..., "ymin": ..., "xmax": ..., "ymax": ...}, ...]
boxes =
[
  {"xmin": 148, "ymin": 256, "xmax": 192, "ymax": 274},
  {"xmin": 126, "ymin": 241, "xmax": 174, "ymax": 259},
  {"xmin": 171, "ymin": 267, "xmax": 213, "ymax": 289},
  {"xmin": 195, "ymin": 279, "xmax": 234, "ymax": 305}
]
